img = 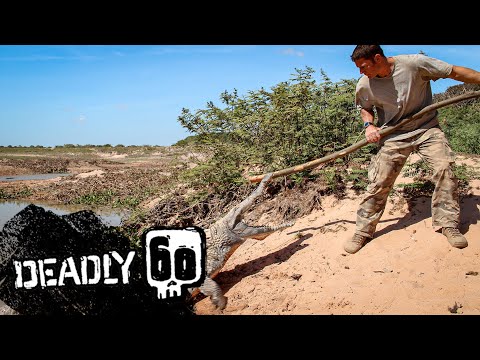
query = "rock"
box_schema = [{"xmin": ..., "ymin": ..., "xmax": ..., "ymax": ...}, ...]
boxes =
[{"xmin": 0, "ymin": 204, "xmax": 193, "ymax": 316}]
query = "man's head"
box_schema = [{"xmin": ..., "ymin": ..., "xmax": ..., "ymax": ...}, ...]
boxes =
[{"xmin": 351, "ymin": 45, "xmax": 389, "ymax": 79}]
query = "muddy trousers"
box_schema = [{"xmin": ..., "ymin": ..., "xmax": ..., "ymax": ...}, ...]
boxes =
[{"xmin": 355, "ymin": 127, "xmax": 459, "ymax": 238}]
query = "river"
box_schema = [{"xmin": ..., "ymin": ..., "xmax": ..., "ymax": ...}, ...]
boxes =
[{"xmin": 0, "ymin": 199, "xmax": 127, "ymax": 230}]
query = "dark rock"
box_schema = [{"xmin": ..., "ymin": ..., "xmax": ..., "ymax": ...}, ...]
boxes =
[{"xmin": 0, "ymin": 204, "xmax": 193, "ymax": 316}]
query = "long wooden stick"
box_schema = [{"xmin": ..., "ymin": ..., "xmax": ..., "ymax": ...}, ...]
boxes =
[{"xmin": 247, "ymin": 91, "xmax": 480, "ymax": 183}]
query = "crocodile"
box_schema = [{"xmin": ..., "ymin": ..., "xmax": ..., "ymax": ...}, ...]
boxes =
[{"xmin": 190, "ymin": 173, "xmax": 295, "ymax": 310}]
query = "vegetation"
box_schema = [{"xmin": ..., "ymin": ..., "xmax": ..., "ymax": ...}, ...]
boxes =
[
  {"xmin": 175, "ymin": 68, "xmax": 480, "ymax": 197},
  {"xmin": 0, "ymin": 144, "xmax": 166, "ymax": 157},
  {"xmin": 394, "ymin": 158, "xmax": 479, "ymax": 199},
  {"xmin": 148, "ymin": 67, "xmax": 479, "ymax": 231},
  {"xmin": 0, "ymin": 187, "xmax": 33, "ymax": 200},
  {"xmin": 435, "ymin": 83, "xmax": 480, "ymax": 155},
  {"xmin": 177, "ymin": 67, "xmax": 377, "ymax": 191},
  {"xmin": 2, "ymin": 68, "xmax": 479, "ymax": 236}
]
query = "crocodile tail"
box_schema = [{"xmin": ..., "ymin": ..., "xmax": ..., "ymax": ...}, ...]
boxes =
[{"xmin": 224, "ymin": 172, "xmax": 274, "ymax": 228}]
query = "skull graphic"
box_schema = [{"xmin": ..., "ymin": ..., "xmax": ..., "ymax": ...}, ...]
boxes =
[{"xmin": 144, "ymin": 227, "xmax": 205, "ymax": 300}]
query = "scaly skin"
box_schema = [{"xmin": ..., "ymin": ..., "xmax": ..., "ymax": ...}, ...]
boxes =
[{"xmin": 190, "ymin": 173, "xmax": 295, "ymax": 310}]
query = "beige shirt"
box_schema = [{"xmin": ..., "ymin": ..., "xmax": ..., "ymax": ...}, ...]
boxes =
[{"xmin": 355, "ymin": 54, "xmax": 453, "ymax": 142}]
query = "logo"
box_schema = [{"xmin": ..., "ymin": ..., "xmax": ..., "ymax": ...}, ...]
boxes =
[
  {"xmin": 143, "ymin": 226, "xmax": 206, "ymax": 300},
  {"xmin": 12, "ymin": 226, "xmax": 206, "ymax": 302}
]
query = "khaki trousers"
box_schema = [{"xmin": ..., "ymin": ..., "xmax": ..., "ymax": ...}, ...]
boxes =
[{"xmin": 355, "ymin": 127, "xmax": 459, "ymax": 237}]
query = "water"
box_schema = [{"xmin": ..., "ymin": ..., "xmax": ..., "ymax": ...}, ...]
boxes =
[
  {"xmin": 0, "ymin": 200, "xmax": 128, "ymax": 230},
  {"xmin": 0, "ymin": 173, "xmax": 70, "ymax": 182}
]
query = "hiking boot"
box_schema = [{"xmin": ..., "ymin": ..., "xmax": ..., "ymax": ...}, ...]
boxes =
[
  {"xmin": 442, "ymin": 227, "xmax": 468, "ymax": 249},
  {"xmin": 344, "ymin": 234, "xmax": 369, "ymax": 254}
]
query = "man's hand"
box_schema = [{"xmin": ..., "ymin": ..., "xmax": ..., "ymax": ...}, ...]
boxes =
[{"xmin": 365, "ymin": 124, "xmax": 381, "ymax": 143}]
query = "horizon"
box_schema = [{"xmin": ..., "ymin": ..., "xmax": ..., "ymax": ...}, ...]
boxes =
[{"xmin": 2, "ymin": 45, "xmax": 480, "ymax": 147}]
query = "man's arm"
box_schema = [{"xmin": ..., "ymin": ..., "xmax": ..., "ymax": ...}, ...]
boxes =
[
  {"xmin": 448, "ymin": 65, "xmax": 480, "ymax": 84},
  {"xmin": 360, "ymin": 108, "xmax": 381, "ymax": 143},
  {"xmin": 360, "ymin": 107, "xmax": 375, "ymax": 124}
]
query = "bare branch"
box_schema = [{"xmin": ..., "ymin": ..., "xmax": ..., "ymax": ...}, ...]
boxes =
[{"xmin": 247, "ymin": 91, "xmax": 480, "ymax": 183}]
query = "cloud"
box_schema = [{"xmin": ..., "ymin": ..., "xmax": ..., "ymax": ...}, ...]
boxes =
[
  {"xmin": 73, "ymin": 115, "xmax": 87, "ymax": 125},
  {"xmin": 0, "ymin": 55, "xmax": 99, "ymax": 62},
  {"xmin": 281, "ymin": 48, "xmax": 304, "ymax": 57}
]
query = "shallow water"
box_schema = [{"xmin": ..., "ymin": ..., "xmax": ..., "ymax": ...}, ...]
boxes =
[
  {"xmin": 0, "ymin": 200, "xmax": 128, "ymax": 230},
  {"xmin": 0, "ymin": 173, "xmax": 70, "ymax": 182}
]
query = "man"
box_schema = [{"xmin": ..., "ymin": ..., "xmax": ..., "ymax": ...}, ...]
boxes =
[{"xmin": 344, "ymin": 45, "xmax": 480, "ymax": 254}]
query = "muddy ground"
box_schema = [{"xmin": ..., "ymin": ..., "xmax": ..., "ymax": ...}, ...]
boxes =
[
  {"xmin": 0, "ymin": 146, "xmax": 197, "ymax": 206},
  {"xmin": 1, "ymin": 147, "xmax": 480, "ymax": 315}
]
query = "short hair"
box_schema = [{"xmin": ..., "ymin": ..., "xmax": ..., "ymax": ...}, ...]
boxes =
[{"xmin": 351, "ymin": 45, "xmax": 385, "ymax": 62}]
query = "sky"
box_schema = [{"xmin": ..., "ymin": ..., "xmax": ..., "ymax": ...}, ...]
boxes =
[{"xmin": 1, "ymin": 45, "xmax": 480, "ymax": 147}]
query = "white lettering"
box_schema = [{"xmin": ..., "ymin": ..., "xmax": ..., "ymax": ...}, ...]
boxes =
[
  {"xmin": 111, "ymin": 251, "xmax": 136, "ymax": 284},
  {"xmin": 80, "ymin": 255, "xmax": 101, "ymax": 285},
  {"xmin": 103, "ymin": 253, "xmax": 118, "ymax": 285},
  {"xmin": 44, "ymin": 258, "xmax": 58, "ymax": 287},
  {"xmin": 58, "ymin": 257, "xmax": 81, "ymax": 286},
  {"xmin": 13, "ymin": 251, "xmax": 137, "ymax": 289}
]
